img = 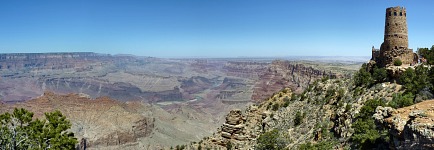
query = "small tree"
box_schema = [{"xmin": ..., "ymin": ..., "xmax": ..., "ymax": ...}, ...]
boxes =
[
  {"xmin": 354, "ymin": 63, "xmax": 373, "ymax": 87},
  {"xmin": 352, "ymin": 99, "xmax": 387, "ymax": 149},
  {"xmin": 0, "ymin": 108, "xmax": 77, "ymax": 149}
]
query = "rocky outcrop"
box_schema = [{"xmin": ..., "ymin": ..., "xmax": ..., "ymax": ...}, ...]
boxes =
[
  {"xmin": 191, "ymin": 78, "xmax": 410, "ymax": 150},
  {"xmin": 221, "ymin": 110, "xmax": 247, "ymax": 141},
  {"xmin": 374, "ymin": 101, "xmax": 434, "ymax": 149},
  {"xmin": 252, "ymin": 60, "xmax": 335, "ymax": 102},
  {"xmin": 197, "ymin": 88, "xmax": 293, "ymax": 149}
]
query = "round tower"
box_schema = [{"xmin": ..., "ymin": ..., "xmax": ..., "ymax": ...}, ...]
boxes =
[
  {"xmin": 378, "ymin": 6, "xmax": 415, "ymax": 67},
  {"xmin": 383, "ymin": 6, "xmax": 408, "ymax": 50}
]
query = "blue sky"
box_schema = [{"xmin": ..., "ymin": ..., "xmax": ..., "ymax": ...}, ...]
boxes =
[{"xmin": 0, "ymin": 0, "xmax": 433, "ymax": 58}]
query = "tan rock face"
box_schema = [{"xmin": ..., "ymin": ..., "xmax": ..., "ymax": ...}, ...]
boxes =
[
  {"xmin": 225, "ymin": 109, "xmax": 243, "ymax": 125},
  {"xmin": 374, "ymin": 100, "xmax": 434, "ymax": 149}
]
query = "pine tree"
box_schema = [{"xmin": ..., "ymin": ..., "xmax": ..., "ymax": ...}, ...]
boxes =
[{"xmin": 0, "ymin": 108, "xmax": 78, "ymax": 150}]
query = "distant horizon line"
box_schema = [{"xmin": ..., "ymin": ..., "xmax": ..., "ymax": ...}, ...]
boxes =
[{"xmin": 0, "ymin": 52, "xmax": 370, "ymax": 58}]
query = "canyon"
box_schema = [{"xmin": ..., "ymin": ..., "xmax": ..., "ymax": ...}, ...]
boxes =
[{"xmin": 0, "ymin": 52, "xmax": 364, "ymax": 148}]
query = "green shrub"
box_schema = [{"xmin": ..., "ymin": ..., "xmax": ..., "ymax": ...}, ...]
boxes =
[
  {"xmin": 321, "ymin": 76, "xmax": 329, "ymax": 82},
  {"xmin": 353, "ymin": 87, "xmax": 363, "ymax": 96},
  {"xmin": 294, "ymin": 111, "xmax": 304, "ymax": 126},
  {"xmin": 256, "ymin": 129, "xmax": 286, "ymax": 150},
  {"xmin": 354, "ymin": 63, "xmax": 373, "ymax": 87},
  {"xmin": 283, "ymin": 96, "xmax": 290, "ymax": 107},
  {"xmin": 400, "ymin": 66, "xmax": 430, "ymax": 95},
  {"xmin": 389, "ymin": 93, "xmax": 414, "ymax": 108},
  {"xmin": 291, "ymin": 94, "xmax": 298, "ymax": 101},
  {"xmin": 226, "ymin": 141, "xmax": 233, "ymax": 150},
  {"xmin": 352, "ymin": 99, "xmax": 387, "ymax": 149},
  {"xmin": 272, "ymin": 103, "xmax": 280, "ymax": 111},
  {"xmin": 337, "ymin": 88, "xmax": 345, "ymax": 101},
  {"xmin": 345, "ymin": 104, "xmax": 352, "ymax": 112},
  {"xmin": 299, "ymin": 141, "xmax": 335, "ymax": 150},
  {"xmin": 394, "ymin": 59, "xmax": 402, "ymax": 66},
  {"xmin": 373, "ymin": 67, "xmax": 387, "ymax": 82},
  {"xmin": 326, "ymin": 88, "xmax": 336, "ymax": 98}
]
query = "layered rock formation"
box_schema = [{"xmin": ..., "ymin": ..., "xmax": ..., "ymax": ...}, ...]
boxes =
[
  {"xmin": 223, "ymin": 61, "xmax": 268, "ymax": 78},
  {"xmin": 220, "ymin": 110, "xmax": 248, "ymax": 141},
  {"xmin": 252, "ymin": 60, "xmax": 335, "ymax": 102},
  {"xmin": 0, "ymin": 52, "xmax": 115, "ymax": 70},
  {"xmin": 374, "ymin": 101, "xmax": 434, "ymax": 149},
  {"xmin": 192, "ymin": 79, "xmax": 413, "ymax": 149}
]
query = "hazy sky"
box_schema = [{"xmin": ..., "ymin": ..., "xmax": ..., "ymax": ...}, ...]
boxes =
[{"xmin": 0, "ymin": 0, "xmax": 433, "ymax": 58}]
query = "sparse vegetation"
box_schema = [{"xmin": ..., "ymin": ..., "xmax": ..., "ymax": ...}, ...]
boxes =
[
  {"xmin": 351, "ymin": 99, "xmax": 388, "ymax": 149},
  {"xmin": 354, "ymin": 63, "xmax": 373, "ymax": 87},
  {"xmin": 256, "ymin": 129, "xmax": 286, "ymax": 150},
  {"xmin": 389, "ymin": 93, "xmax": 414, "ymax": 108}
]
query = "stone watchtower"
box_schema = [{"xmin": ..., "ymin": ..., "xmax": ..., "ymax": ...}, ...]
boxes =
[{"xmin": 371, "ymin": 6, "xmax": 417, "ymax": 67}]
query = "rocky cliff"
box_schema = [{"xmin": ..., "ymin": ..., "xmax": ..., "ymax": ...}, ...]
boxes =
[
  {"xmin": 374, "ymin": 101, "xmax": 434, "ymax": 149},
  {"xmin": 251, "ymin": 60, "xmax": 336, "ymax": 102},
  {"xmin": 190, "ymin": 78, "xmax": 431, "ymax": 149}
]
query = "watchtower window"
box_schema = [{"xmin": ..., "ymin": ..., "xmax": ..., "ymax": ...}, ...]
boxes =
[
  {"xmin": 387, "ymin": 23, "xmax": 389, "ymax": 26},
  {"xmin": 404, "ymin": 13, "xmax": 406, "ymax": 16},
  {"xmin": 394, "ymin": 12, "xmax": 397, "ymax": 16},
  {"xmin": 389, "ymin": 12, "xmax": 392, "ymax": 16},
  {"xmin": 400, "ymin": 12, "xmax": 402, "ymax": 16}
]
